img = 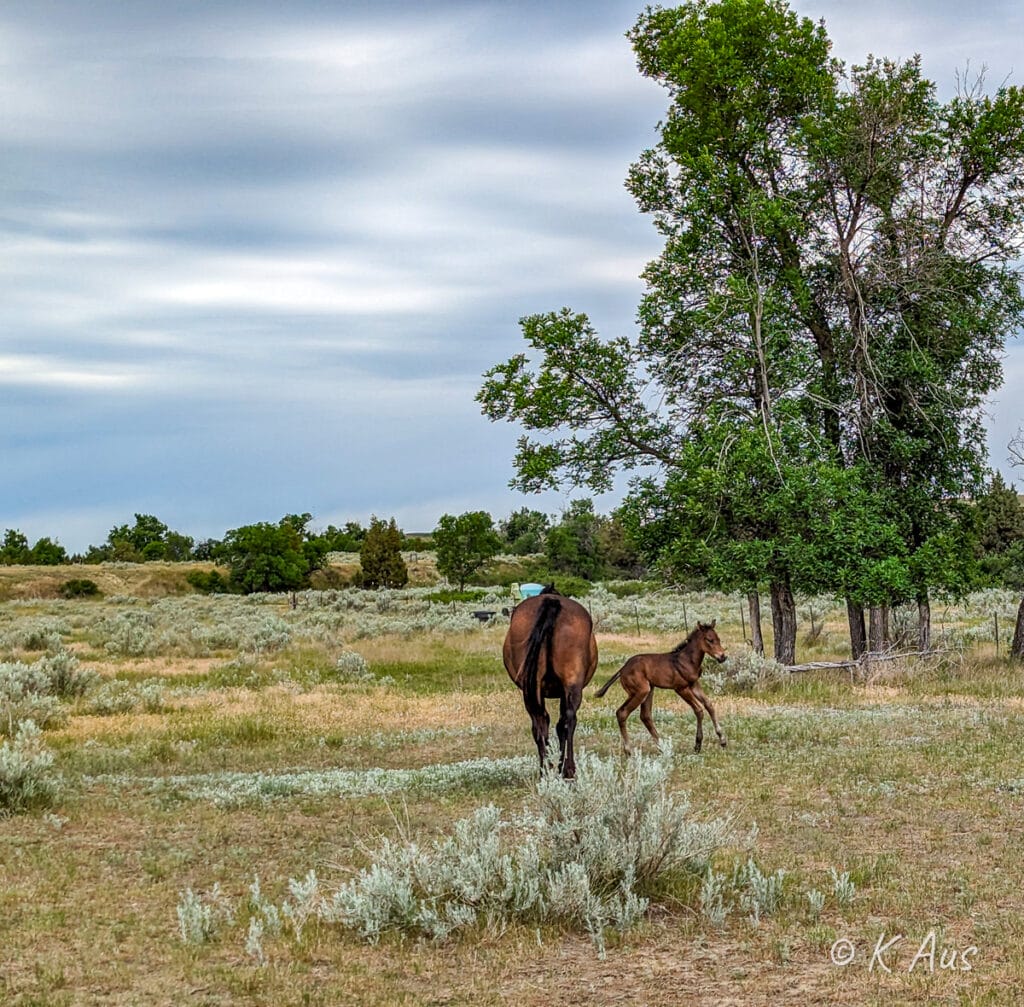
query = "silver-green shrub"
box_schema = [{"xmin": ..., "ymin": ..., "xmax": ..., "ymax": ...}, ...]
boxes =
[
  {"xmin": 332, "ymin": 651, "xmax": 373, "ymax": 683},
  {"xmin": 100, "ymin": 610, "xmax": 157, "ymax": 657},
  {"xmin": 703, "ymin": 650, "xmax": 789, "ymax": 693},
  {"xmin": 734, "ymin": 858, "xmax": 786, "ymax": 925},
  {"xmin": 806, "ymin": 888, "xmax": 825, "ymax": 918},
  {"xmin": 831, "ymin": 868, "xmax": 856, "ymax": 908},
  {"xmin": 0, "ymin": 661, "xmax": 67, "ymax": 734},
  {"xmin": 86, "ymin": 679, "xmax": 165, "ymax": 716},
  {"xmin": 176, "ymin": 883, "xmax": 235, "ymax": 945},
  {"xmin": 0, "ymin": 720, "xmax": 61, "ymax": 815},
  {"xmin": 699, "ymin": 859, "xmax": 787, "ymax": 928},
  {"xmin": 36, "ymin": 649, "xmax": 98, "ymax": 698},
  {"xmin": 0, "ymin": 617, "xmax": 71, "ymax": 652},
  {"xmin": 319, "ymin": 745, "xmax": 732, "ymax": 954}
]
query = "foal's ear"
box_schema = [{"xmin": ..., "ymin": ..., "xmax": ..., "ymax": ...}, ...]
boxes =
[{"xmin": 710, "ymin": 619, "xmax": 717, "ymax": 628}]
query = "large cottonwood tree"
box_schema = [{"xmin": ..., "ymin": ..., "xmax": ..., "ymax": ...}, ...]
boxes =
[{"xmin": 480, "ymin": 0, "xmax": 1024, "ymax": 662}]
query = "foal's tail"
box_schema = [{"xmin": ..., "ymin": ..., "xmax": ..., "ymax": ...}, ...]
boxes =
[
  {"xmin": 523, "ymin": 596, "xmax": 561, "ymax": 715},
  {"xmin": 593, "ymin": 667, "xmax": 622, "ymax": 698}
]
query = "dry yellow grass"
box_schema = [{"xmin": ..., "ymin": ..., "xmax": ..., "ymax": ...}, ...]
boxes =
[{"xmin": 3, "ymin": 584, "xmax": 1024, "ymax": 1005}]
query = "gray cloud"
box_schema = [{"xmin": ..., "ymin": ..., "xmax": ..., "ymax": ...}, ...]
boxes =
[{"xmin": 1, "ymin": 0, "xmax": 1021, "ymax": 550}]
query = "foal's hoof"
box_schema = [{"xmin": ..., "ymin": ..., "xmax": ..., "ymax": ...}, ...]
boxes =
[
  {"xmin": 720, "ymin": 738, "xmax": 728, "ymax": 749},
  {"xmin": 694, "ymin": 742, "xmax": 703, "ymax": 754}
]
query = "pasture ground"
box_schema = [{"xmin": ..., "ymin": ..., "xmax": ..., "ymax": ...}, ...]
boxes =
[{"xmin": 1, "ymin": 579, "xmax": 1023, "ymax": 1005}]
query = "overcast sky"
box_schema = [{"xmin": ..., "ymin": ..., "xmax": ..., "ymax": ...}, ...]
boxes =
[{"xmin": 2, "ymin": 0, "xmax": 1022, "ymax": 551}]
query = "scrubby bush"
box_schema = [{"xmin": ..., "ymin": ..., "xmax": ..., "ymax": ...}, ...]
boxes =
[
  {"xmin": 185, "ymin": 570, "xmax": 233, "ymax": 595},
  {"xmin": 0, "ymin": 721, "xmax": 61, "ymax": 815},
  {"xmin": 701, "ymin": 649, "xmax": 790, "ymax": 693},
  {"xmin": 0, "ymin": 617, "xmax": 71, "ymax": 652},
  {"xmin": 0, "ymin": 661, "xmax": 65, "ymax": 734},
  {"xmin": 86, "ymin": 679, "xmax": 165, "ymax": 716},
  {"xmin": 99, "ymin": 610, "xmax": 157, "ymax": 657},
  {"xmin": 331, "ymin": 651, "xmax": 373, "ymax": 683},
  {"xmin": 177, "ymin": 884, "xmax": 235, "ymax": 945},
  {"xmin": 60, "ymin": 578, "xmax": 100, "ymax": 599},
  {"xmin": 36, "ymin": 649, "xmax": 98, "ymax": 698},
  {"xmin": 317, "ymin": 745, "xmax": 732, "ymax": 953},
  {"xmin": 0, "ymin": 650, "xmax": 96, "ymax": 734}
]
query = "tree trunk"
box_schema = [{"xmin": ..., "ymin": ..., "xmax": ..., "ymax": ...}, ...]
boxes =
[
  {"xmin": 881, "ymin": 604, "xmax": 891, "ymax": 647},
  {"xmin": 770, "ymin": 580, "xmax": 797, "ymax": 665},
  {"xmin": 847, "ymin": 599, "xmax": 866, "ymax": 660},
  {"xmin": 868, "ymin": 606, "xmax": 884, "ymax": 653},
  {"xmin": 1011, "ymin": 595, "xmax": 1024, "ymax": 661},
  {"xmin": 747, "ymin": 590, "xmax": 764, "ymax": 656},
  {"xmin": 917, "ymin": 594, "xmax": 931, "ymax": 652}
]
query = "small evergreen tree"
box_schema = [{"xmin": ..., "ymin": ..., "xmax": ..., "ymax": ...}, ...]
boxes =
[
  {"xmin": 0, "ymin": 530, "xmax": 31, "ymax": 565},
  {"xmin": 976, "ymin": 472, "xmax": 1024, "ymax": 586},
  {"xmin": 359, "ymin": 517, "xmax": 408, "ymax": 589}
]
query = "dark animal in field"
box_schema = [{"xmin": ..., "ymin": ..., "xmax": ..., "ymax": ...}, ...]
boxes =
[
  {"xmin": 502, "ymin": 585, "xmax": 598, "ymax": 779},
  {"xmin": 594, "ymin": 621, "xmax": 727, "ymax": 754}
]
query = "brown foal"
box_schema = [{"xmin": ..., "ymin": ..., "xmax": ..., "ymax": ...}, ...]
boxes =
[{"xmin": 594, "ymin": 620, "xmax": 727, "ymax": 754}]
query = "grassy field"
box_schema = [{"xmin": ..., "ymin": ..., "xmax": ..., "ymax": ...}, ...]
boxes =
[{"xmin": 2, "ymin": 572, "xmax": 1024, "ymax": 1005}]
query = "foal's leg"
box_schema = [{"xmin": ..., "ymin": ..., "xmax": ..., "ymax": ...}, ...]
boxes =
[
  {"xmin": 676, "ymin": 686, "xmax": 704, "ymax": 753},
  {"xmin": 692, "ymin": 683, "xmax": 726, "ymax": 748},
  {"xmin": 638, "ymin": 687, "xmax": 661, "ymax": 749},
  {"xmin": 615, "ymin": 686, "xmax": 650, "ymax": 755},
  {"xmin": 556, "ymin": 686, "xmax": 583, "ymax": 779}
]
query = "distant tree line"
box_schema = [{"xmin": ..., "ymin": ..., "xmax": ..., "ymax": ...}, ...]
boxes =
[{"xmin": 3, "ymin": 480, "xmax": 1021, "ymax": 619}]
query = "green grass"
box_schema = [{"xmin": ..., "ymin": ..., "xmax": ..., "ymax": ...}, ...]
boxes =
[{"xmin": 3, "ymin": 587, "xmax": 1024, "ymax": 1004}]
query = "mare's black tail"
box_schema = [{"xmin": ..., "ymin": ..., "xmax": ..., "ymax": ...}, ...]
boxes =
[{"xmin": 523, "ymin": 596, "xmax": 561, "ymax": 715}]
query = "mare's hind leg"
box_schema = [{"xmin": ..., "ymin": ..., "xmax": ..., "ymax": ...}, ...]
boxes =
[
  {"xmin": 615, "ymin": 687, "xmax": 650, "ymax": 755},
  {"xmin": 692, "ymin": 683, "xmax": 726, "ymax": 748},
  {"xmin": 529, "ymin": 707, "xmax": 551, "ymax": 773},
  {"xmin": 638, "ymin": 688, "xmax": 661, "ymax": 750},
  {"xmin": 676, "ymin": 686, "xmax": 704, "ymax": 753},
  {"xmin": 556, "ymin": 686, "xmax": 583, "ymax": 779}
]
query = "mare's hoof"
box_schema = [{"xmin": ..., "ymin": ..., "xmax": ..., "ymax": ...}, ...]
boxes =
[{"xmin": 720, "ymin": 738, "xmax": 728, "ymax": 748}]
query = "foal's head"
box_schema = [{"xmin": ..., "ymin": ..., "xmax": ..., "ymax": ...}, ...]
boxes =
[{"xmin": 695, "ymin": 620, "xmax": 727, "ymax": 664}]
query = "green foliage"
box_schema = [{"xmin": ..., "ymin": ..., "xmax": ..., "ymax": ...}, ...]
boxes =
[
  {"xmin": 976, "ymin": 474, "xmax": 1024, "ymax": 587},
  {"xmin": 221, "ymin": 515, "xmax": 325, "ymax": 594},
  {"xmin": 185, "ymin": 570, "xmax": 234, "ymax": 595},
  {"xmin": 60, "ymin": 578, "xmax": 100, "ymax": 599},
  {"xmin": 499, "ymin": 508, "xmax": 550, "ymax": 555},
  {"xmin": 89, "ymin": 513, "xmax": 195, "ymax": 562},
  {"xmin": 1, "ymin": 530, "xmax": 68, "ymax": 566},
  {"xmin": 27, "ymin": 537, "xmax": 67, "ymax": 565},
  {"xmin": 545, "ymin": 499, "xmax": 606, "ymax": 581},
  {"xmin": 423, "ymin": 588, "xmax": 490, "ymax": 604},
  {"xmin": 358, "ymin": 517, "xmax": 408, "ymax": 589},
  {"xmin": 0, "ymin": 529, "xmax": 30, "ymax": 565},
  {"xmin": 318, "ymin": 521, "xmax": 367, "ymax": 553},
  {"xmin": 480, "ymin": 0, "xmax": 1024, "ymax": 638},
  {"xmin": 433, "ymin": 511, "xmax": 502, "ymax": 591}
]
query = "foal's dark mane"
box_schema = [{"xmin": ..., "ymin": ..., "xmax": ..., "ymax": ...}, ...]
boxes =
[{"xmin": 670, "ymin": 624, "xmax": 707, "ymax": 671}]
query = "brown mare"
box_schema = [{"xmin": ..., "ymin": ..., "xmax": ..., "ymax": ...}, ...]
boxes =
[
  {"xmin": 594, "ymin": 620, "xmax": 727, "ymax": 754},
  {"xmin": 503, "ymin": 586, "xmax": 598, "ymax": 778}
]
